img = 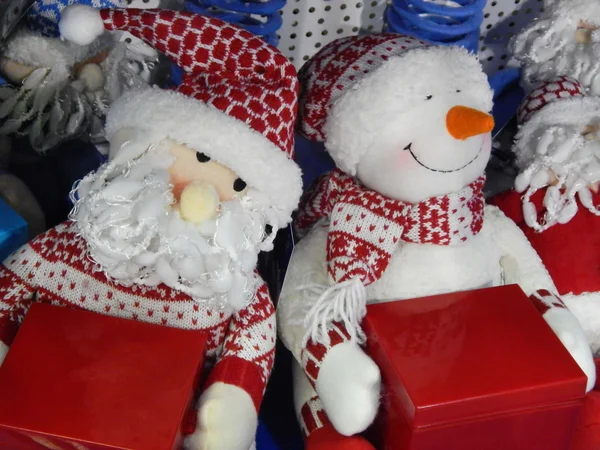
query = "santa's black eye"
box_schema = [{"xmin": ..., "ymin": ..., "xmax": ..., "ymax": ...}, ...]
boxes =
[
  {"xmin": 196, "ymin": 152, "xmax": 210, "ymax": 163},
  {"xmin": 233, "ymin": 178, "xmax": 247, "ymax": 192},
  {"xmin": 426, "ymin": 95, "xmax": 433, "ymax": 100}
]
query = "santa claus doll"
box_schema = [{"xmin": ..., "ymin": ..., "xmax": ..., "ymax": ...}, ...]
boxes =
[
  {"xmin": 0, "ymin": 0, "xmax": 170, "ymax": 152},
  {"xmin": 490, "ymin": 75, "xmax": 600, "ymax": 450},
  {"xmin": 511, "ymin": 0, "xmax": 600, "ymax": 95},
  {"xmin": 0, "ymin": 7, "xmax": 302, "ymax": 450}
]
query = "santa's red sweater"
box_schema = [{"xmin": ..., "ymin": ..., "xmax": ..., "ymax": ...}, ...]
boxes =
[
  {"xmin": 490, "ymin": 189, "xmax": 600, "ymax": 297},
  {"xmin": 0, "ymin": 221, "xmax": 276, "ymax": 411}
]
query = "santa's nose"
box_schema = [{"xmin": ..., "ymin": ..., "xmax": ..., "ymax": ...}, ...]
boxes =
[{"xmin": 446, "ymin": 106, "xmax": 494, "ymax": 140}]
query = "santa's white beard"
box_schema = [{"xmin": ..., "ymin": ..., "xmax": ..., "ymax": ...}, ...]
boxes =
[
  {"xmin": 518, "ymin": 29, "xmax": 600, "ymax": 92},
  {"xmin": 69, "ymin": 141, "xmax": 271, "ymax": 312},
  {"xmin": 515, "ymin": 125, "xmax": 600, "ymax": 230}
]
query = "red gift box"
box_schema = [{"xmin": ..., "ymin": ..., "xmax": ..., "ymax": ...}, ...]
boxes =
[
  {"xmin": 364, "ymin": 284, "xmax": 587, "ymax": 450},
  {"xmin": 0, "ymin": 302, "xmax": 207, "ymax": 450}
]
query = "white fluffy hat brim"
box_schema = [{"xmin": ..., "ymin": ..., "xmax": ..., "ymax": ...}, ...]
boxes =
[
  {"xmin": 105, "ymin": 87, "xmax": 303, "ymax": 224},
  {"xmin": 514, "ymin": 96, "xmax": 600, "ymax": 168},
  {"xmin": 324, "ymin": 46, "xmax": 493, "ymax": 175}
]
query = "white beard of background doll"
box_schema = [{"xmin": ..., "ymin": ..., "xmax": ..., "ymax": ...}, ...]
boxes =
[
  {"xmin": 0, "ymin": 0, "xmax": 169, "ymax": 152},
  {"xmin": 511, "ymin": 0, "xmax": 600, "ymax": 95}
]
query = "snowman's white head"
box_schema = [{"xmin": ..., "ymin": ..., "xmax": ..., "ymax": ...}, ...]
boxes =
[
  {"xmin": 324, "ymin": 46, "xmax": 494, "ymax": 203},
  {"xmin": 356, "ymin": 90, "xmax": 493, "ymax": 203}
]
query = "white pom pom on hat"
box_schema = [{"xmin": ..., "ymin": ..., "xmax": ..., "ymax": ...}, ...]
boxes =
[{"xmin": 59, "ymin": 5, "xmax": 105, "ymax": 46}]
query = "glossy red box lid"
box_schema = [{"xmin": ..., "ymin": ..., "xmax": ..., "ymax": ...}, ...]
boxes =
[
  {"xmin": 0, "ymin": 303, "xmax": 207, "ymax": 450},
  {"xmin": 364, "ymin": 285, "xmax": 587, "ymax": 428}
]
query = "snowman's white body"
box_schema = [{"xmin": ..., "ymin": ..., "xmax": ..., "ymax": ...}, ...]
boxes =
[{"xmin": 278, "ymin": 203, "xmax": 553, "ymax": 360}]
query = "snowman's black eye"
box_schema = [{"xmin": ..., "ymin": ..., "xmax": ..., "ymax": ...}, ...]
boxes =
[
  {"xmin": 233, "ymin": 178, "xmax": 247, "ymax": 192},
  {"xmin": 426, "ymin": 95, "xmax": 433, "ymax": 100},
  {"xmin": 196, "ymin": 152, "xmax": 210, "ymax": 163}
]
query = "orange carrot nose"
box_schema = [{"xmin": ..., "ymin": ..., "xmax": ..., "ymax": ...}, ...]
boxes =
[{"xmin": 446, "ymin": 106, "xmax": 495, "ymax": 140}]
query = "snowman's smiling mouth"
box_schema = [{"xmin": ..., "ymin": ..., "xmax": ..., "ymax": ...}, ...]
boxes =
[{"xmin": 404, "ymin": 142, "xmax": 483, "ymax": 173}]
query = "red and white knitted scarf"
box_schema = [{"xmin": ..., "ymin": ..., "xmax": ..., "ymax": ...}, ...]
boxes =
[{"xmin": 296, "ymin": 169, "xmax": 486, "ymax": 345}]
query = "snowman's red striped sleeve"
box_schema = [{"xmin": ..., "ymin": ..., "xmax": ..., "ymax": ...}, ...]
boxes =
[
  {"xmin": 203, "ymin": 278, "xmax": 276, "ymax": 411},
  {"xmin": 300, "ymin": 321, "xmax": 352, "ymax": 389},
  {"xmin": 529, "ymin": 289, "xmax": 567, "ymax": 315}
]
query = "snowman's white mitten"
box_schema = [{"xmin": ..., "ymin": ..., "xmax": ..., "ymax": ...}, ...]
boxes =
[
  {"xmin": 530, "ymin": 290, "xmax": 596, "ymax": 393},
  {"xmin": 314, "ymin": 341, "xmax": 381, "ymax": 436},
  {"xmin": 184, "ymin": 382, "xmax": 257, "ymax": 450},
  {"xmin": 0, "ymin": 341, "xmax": 8, "ymax": 367}
]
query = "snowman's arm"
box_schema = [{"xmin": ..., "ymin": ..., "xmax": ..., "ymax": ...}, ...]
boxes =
[
  {"xmin": 486, "ymin": 204, "xmax": 556, "ymax": 295},
  {"xmin": 487, "ymin": 205, "xmax": 596, "ymax": 392},
  {"xmin": 203, "ymin": 277, "xmax": 276, "ymax": 412}
]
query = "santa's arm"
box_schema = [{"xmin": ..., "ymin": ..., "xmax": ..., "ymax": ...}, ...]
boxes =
[
  {"xmin": 488, "ymin": 204, "xmax": 596, "ymax": 392},
  {"xmin": 0, "ymin": 245, "xmax": 39, "ymax": 365},
  {"xmin": 203, "ymin": 278, "xmax": 276, "ymax": 410},
  {"xmin": 185, "ymin": 278, "xmax": 276, "ymax": 450}
]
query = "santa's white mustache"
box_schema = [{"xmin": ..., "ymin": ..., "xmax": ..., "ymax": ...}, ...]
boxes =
[{"xmin": 69, "ymin": 144, "xmax": 270, "ymax": 311}]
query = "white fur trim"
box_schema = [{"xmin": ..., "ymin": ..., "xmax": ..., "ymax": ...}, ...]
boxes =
[
  {"xmin": 324, "ymin": 46, "xmax": 493, "ymax": 175},
  {"xmin": 105, "ymin": 88, "xmax": 303, "ymax": 224},
  {"xmin": 59, "ymin": 5, "xmax": 105, "ymax": 47},
  {"xmin": 514, "ymin": 96, "xmax": 600, "ymax": 169},
  {"xmin": 3, "ymin": 29, "xmax": 74, "ymax": 82}
]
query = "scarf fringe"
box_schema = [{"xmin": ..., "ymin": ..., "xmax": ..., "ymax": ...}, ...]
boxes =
[{"xmin": 299, "ymin": 277, "xmax": 367, "ymax": 347}]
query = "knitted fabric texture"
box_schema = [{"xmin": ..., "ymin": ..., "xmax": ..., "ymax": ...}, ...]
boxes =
[
  {"xmin": 297, "ymin": 168, "xmax": 486, "ymax": 285},
  {"xmin": 518, "ymin": 76, "xmax": 585, "ymax": 124},
  {"xmin": 297, "ymin": 33, "xmax": 426, "ymax": 142},
  {"xmin": 296, "ymin": 169, "xmax": 485, "ymax": 347},
  {"xmin": 0, "ymin": 221, "xmax": 276, "ymax": 411},
  {"xmin": 100, "ymin": 9, "xmax": 297, "ymax": 158}
]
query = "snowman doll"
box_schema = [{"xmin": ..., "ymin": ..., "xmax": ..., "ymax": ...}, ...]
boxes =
[
  {"xmin": 511, "ymin": 0, "xmax": 600, "ymax": 95},
  {"xmin": 0, "ymin": 7, "xmax": 302, "ymax": 450},
  {"xmin": 276, "ymin": 35, "xmax": 596, "ymax": 449}
]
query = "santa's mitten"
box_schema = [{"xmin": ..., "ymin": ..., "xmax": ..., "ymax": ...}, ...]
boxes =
[
  {"xmin": 530, "ymin": 290, "xmax": 596, "ymax": 392},
  {"xmin": 184, "ymin": 382, "xmax": 257, "ymax": 450},
  {"xmin": 306, "ymin": 340, "xmax": 381, "ymax": 436}
]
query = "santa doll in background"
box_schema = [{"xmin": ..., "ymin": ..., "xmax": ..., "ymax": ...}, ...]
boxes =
[
  {"xmin": 0, "ymin": 0, "xmax": 172, "ymax": 152},
  {"xmin": 511, "ymin": 0, "xmax": 600, "ymax": 95},
  {"xmin": 490, "ymin": 76, "xmax": 600, "ymax": 450},
  {"xmin": 0, "ymin": 6, "xmax": 302, "ymax": 450}
]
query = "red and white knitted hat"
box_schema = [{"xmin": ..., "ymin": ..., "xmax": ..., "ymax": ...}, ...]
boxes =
[
  {"xmin": 297, "ymin": 34, "xmax": 493, "ymax": 176},
  {"xmin": 515, "ymin": 76, "xmax": 600, "ymax": 168},
  {"xmin": 59, "ymin": 6, "xmax": 302, "ymax": 222},
  {"xmin": 517, "ymin": 76, "xmax": 585, "ymax": 125}
]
